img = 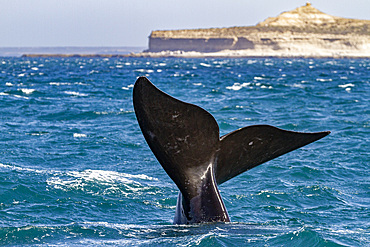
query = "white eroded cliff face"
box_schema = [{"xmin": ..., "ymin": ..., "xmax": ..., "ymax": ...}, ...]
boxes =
[{"xmin": 144, "ymin": 3, "xmax": 370, "ymax": 58}]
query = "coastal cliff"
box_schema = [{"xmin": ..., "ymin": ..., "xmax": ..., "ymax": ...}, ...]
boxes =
[{"xmin": 143, "ymin": 3, "xmax": 370, "ymax": 58}]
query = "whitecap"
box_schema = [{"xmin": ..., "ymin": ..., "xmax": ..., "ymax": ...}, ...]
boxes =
[
  {"xmin": 68, "ymin": 169, "xmax": 156, "ymax": 183},
  {"xmin": 316, "ymin": 78, "xmax": 333, "ymax": 82},
  {"xmin": 0, "ymin": 163, "xmax": 55, "ymax": 175},
  {"xmin": 226, "ymin": 82, "xmax": 251, "ymax": 91},
  {"xmin": 0, "ymin": 92, "xmax": 29, "ymax": 99},
  {"xmin": 135, "ymin": 68, "xmax": 155, "ymax": 73},
  {"xmin": 226, "ymin": 83, "xmax": 242, "ymax": 91},
  {"xmin": 64, "ymin": 91, "xmax": 88, "ymax": 97},
  {"xmin": 50, "ymin": 82, "xmax": 70, "ymax": 86},
  {"xmin": 74, "ymin": 82, "xmax": 88, "ymax": 85},
  {"xmin": 5, "ymin": 82, "xmax": 13, "ymax": 86},
  {"xmin": 19, "ymin": 88, "xmax": 35, "ymax": 94},
  {"xmin": 338, "ymin": 83, "xmax": 355, "ymax": 88},
  {"xmin": 46, "ymin": 169, "xmax": 158, "ymax": 194},
  {"xmin": 135, "ymin": 69, "xmax": 146, "ymax": 72},
  {"xmin": 73, "ymin": 133, "xmax": 87, "ymax": 138},
  {"xmin": 200, "ymin": 63, "xmax": 211, "ymax": 67},
  {"xmin": 292, "ymin": 83, "xmax": 305, "ymax": 89},
  {"xmin": 29, "ymin": 132, "xmax": 45, "ymax": 136},
  {"xmin": 122, "ymin": 84, "xmax": 134, "ymax": 90}
]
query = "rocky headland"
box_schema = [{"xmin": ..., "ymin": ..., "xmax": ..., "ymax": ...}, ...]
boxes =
[{"xmin": 137, "ymin": 3, "xmax": 370, "ymax": 58}]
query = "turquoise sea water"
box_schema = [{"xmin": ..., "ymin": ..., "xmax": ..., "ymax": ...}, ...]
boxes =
[{"xmin": 0, "ymin": 57, "xmax": 368, "ymax": 246}]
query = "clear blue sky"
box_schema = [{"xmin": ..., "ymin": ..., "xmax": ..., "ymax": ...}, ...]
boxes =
[{"xmin": 1, "ymin": 0, "xmax": 369, "ymax": 48}]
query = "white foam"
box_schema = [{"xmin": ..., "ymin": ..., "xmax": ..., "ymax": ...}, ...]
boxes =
[
  {"xmin": 338, "ymin": 83, "xmax": 355, "ymax": 88},
  {"xmin": 0, "ymin": 163, "xmax": 54, "ymax": 175},
  {"xmin": 226, "ymin": 84, "xmax": 242, "ymax": 91},
  {"xmin": 292, "ymin": 83, "xmax": 305, "ymax": 89},
  {"xmin": 200, "ymin": 63, "xmax": 211, "ymax": 67},
  {"xmin": 226, "ymin": 82, "xmax": 251, "ymax": 91},
  {"xmin": 50, "ymin": 82, "xmax": 71, "ymax": 86},
  {"xmin": 74, "ymin": 169, "xmax": 156, "ymax": 183},
  {"xmin": 73, "ymin": 133, "xmax": 87, "ymax": 138},
  {"xmin": 29, "ymin": 132, "xmax": 44, "ymax": 136},
  {"xmin": 0, "ymin": 92, "xmax": 29, "ymax": 99},
  {"xmin": 122, "ymin": 84, "xmax": 134, "ymax": 90},
  {"xmin": 19, "ymin": 88, "xmax": 35, "ymax": 94},
  {"xmin": 5, "ymin": 82, "xmax": 13, "ymax": 86},
  {"xmin": 135, "ymin": 69, "xmax": 145, "ymax": 72},
  {"xmin": 0, "ymin": 163, "xmax": 157, "ymax": 185},
  {"xmin": 46, "ymin": 169, "xmax": 158, "ymax": 194},
  {"xmin": 316, "ymin": 78, "xmax": 333, "ymax": 82},
  {"xmin": 64, "ymin": 91, "xmax": 88, "ymax": 97}
]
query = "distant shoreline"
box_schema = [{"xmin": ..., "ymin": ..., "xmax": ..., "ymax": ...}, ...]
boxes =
[
  {"xmin": 20, "ymin": 50, "xmax": 370, "ymax": 59},
  {"xmin": 0, "ymin": 46, "xmax": 146, "ymax": 57},
  {"xmin": 21, "ymin": 54, "xmax": 133, "ymax": 58}
]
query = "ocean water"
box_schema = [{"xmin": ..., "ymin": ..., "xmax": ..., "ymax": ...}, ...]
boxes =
[{"xmin": 0, "ymin": 57, "xmax": 368, "ymax": 246}]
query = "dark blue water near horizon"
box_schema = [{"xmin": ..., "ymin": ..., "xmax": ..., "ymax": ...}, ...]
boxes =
[{"xmin": 0, "ymin": 57, "xmax": 368, "ymax": 246}]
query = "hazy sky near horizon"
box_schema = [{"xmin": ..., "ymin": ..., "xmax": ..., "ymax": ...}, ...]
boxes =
[{"xmin": 1, "ymin": 0, "xmax": 369, "ymax": 48}]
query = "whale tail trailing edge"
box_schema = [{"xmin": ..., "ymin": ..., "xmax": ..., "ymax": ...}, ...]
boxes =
[
  {"xmin": 217, "ymin": 125, "xmax": 330, "ymax": 184},
  {"xmin": 133, "ymin": 76, "xmax": 330, "ymax": 224}
]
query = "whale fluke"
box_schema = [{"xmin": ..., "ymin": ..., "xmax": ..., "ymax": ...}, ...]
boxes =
[
  {"xmin": 133, "ymin": 76, "xmax": 330, "ymax": 224},
  {"xmin": 216, "ymin": 125, "xmax": 329, "ymax": 185}
]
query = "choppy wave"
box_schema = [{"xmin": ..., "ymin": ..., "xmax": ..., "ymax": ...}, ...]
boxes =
[
  {"xmin": 1, "ymin": 221, "xmax": 362, "ymax": 246},
  {"xmin": 0, "ymin": 57, "xmax": 369, "ymax": 246}
]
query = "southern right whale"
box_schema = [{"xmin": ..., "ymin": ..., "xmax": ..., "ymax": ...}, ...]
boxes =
[{"xmin": 133, "ymin": 76, "xmax": 330, "ymax": 224}]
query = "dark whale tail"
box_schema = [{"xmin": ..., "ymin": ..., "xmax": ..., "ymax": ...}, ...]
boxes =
[{"xmin": 133, "ymin": 76, "xmax": 330, "ymax": 224}]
